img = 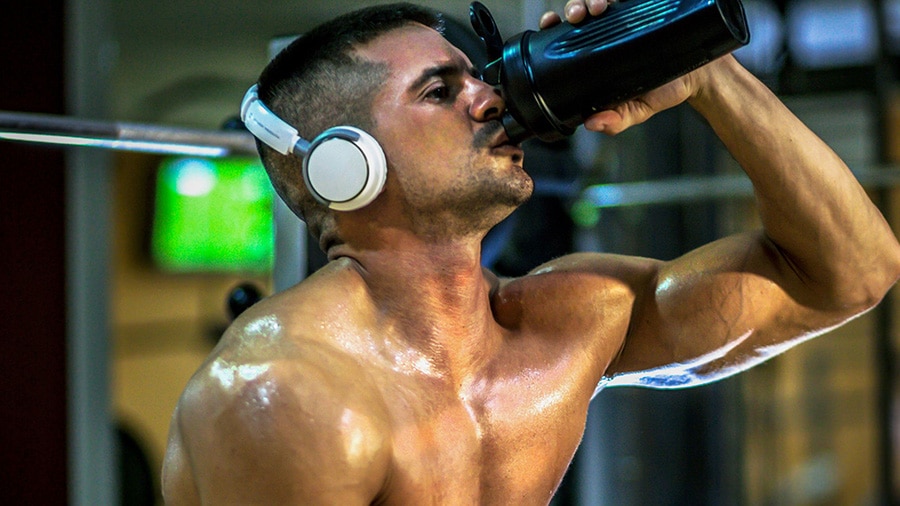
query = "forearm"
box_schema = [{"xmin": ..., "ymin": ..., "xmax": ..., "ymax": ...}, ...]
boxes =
[{"xmin": 688, "ymin": 56, "xmax": 900, "ymax": 309}]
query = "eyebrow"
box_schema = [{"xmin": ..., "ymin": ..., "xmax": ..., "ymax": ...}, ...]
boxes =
[{"xmin": 407, "ymin": 59, "xmax": 480, "ymax": 94}]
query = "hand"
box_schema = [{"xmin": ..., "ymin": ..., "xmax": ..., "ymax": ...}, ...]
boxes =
[
  {"xmin": 538, "ymin": 0, "xmax": 699, "ymax": 135},
  {"xmin": 538, "ymin": 0, "xmax": 614, "ymax": 28}
]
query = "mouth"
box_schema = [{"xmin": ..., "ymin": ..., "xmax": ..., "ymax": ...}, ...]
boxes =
[{"xmin": 489, "ymin": 130, "xmax": 524, "ymax": 163}]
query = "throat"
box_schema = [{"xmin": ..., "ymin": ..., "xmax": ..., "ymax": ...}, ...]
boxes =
[
  {"xmin": 387, "ymin": 290, "xmax": 501, "ymax": 382},
  {"xmin": 365, "ymin": 266, "xmax": 501, "ymax": 382},
  {"xmin": 331, "ymin": 233, "xmax": 504, "ymax": 381}
]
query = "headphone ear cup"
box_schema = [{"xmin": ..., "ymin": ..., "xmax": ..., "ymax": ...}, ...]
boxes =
[{"xmin": 303, "ymin": 126, "xmax": 387, "ymax": 211}]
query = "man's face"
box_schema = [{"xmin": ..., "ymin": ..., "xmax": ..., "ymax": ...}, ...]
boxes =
[{"xmin": 355, "ymin": 23, "xmax": 531, "ymax": 232}]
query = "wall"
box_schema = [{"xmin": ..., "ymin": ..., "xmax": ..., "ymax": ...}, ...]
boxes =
[
  {"xmin": 110, "ymin": 152, "xmax": 271, "ymax": 502},
  {"xmin": 0, "ymin": 1, "xmax": 68, "ymax": 504}
]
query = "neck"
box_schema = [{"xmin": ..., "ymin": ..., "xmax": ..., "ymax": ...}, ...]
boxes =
[{"xmin": 329, "ymin": 230, "xmax": 502, "ymax": 384}]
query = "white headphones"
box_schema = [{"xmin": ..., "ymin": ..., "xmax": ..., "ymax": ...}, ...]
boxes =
[{"xmin": 240, "ymin": 84, "xmax": 387, "ymax": 211}]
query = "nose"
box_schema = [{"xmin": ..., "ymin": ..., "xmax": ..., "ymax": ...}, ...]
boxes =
[{"xmin": 468, "ymin": 78, "xmax": 505, "ymax": 122}]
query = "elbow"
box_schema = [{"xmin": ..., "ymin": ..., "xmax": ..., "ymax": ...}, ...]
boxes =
[
  {"xmin": 878, "ymin": 245, "xmax": 900, "ymax": 302},
  {"xmin": 846, "ymin": 241, "xmax": 900, "ymax": 313},
  {"xmin": 809, "ymin": 247, "xmax": 900, "ymax": 316},
  {"xmin": 886, "ymin": 239, "xmax": 900, "ymax": 287},
  {"xmin": 875, "ymin": 238, "xmax": 900, "ymax": 300}
]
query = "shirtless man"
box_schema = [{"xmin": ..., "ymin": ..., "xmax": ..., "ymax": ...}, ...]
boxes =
[{"xmin": 161, "ymin": 1, "xmax": 900, "ymax": 504}]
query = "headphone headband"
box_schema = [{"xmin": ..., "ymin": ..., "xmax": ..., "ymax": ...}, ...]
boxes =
[
  {"xmin": 240, "ymin": 85, "xmax": 310, "ymax": 157},
  {"xmin": 239, "ymin": 84, "xmax": 387, "ymax": 211}
]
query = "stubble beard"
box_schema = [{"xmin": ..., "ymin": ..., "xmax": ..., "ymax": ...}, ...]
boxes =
[
  {"xmin": 415, "ymin": 154, "xmax": 533, "ymax": 238},
  {"xmin": 404, "ymin": 120, "xmax": 533, "ymax": 238},
  {"xmin": 462, "ymin": 120, "xmax": 532, "ymax": 223}
]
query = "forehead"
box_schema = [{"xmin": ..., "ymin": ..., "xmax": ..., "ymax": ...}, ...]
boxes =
[{"xmin": 354, "ymin": 23, "xmax": 472, "ymax": 84}]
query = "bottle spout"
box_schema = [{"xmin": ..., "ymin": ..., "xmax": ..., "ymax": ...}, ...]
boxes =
[
  {"xmin": 501, "ymin": 113, "xmax": 534, "ymax": 145},
  {"xmin": 469, "ymin": 1, "xmax": 504, "ymax": 84}
]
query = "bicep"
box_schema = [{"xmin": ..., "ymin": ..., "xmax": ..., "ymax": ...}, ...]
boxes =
[
  {"xmin": 177, "ymin": 354, "xmax": 392, "ymax": 504},
  {"xmin": 605, "ymin": 231, "xmax": 849, "ymax": 388}
]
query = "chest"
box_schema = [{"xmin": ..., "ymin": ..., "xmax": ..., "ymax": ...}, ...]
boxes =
[{"xmin": 379, "ymin": 362, "xmax": 593, "ymax": 505}]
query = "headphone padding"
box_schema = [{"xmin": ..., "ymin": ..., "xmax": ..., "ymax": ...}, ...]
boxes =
[{"xmin": 303, "ymin": 126, "xmax": 387, "ymax": 211}]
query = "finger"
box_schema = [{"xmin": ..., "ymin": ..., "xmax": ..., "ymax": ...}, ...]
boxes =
[
  {"xmin": 544, "ymin": 0, "xmax": 611, "ymax": 29},
  {"xmin": 539, "ymin": 11, "xmax": 562, "ymax": 29},
  {"xmin": 584, "ymin": 110, "xmax": 620, "ymax": 134},
  {"xmin": 585, "ymin": 97, "xmax": 659, "ymax": 136},
  {"xmin": 564, "ymin": 0, "xmax": 588, "ymax": 24},
  {"xmin": 586, "ymin": 0, "xmax": 612, "ymax": 17}
]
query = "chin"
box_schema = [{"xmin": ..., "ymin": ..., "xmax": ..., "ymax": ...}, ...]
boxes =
[{"xmin": 505, "ymin": 167, "xmax": 534, "ymax": 206}]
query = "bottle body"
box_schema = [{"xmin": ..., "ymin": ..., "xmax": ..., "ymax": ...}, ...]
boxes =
[{"xmin": 493, "ymin": 0, "xmax": 750, "ymax": 143}]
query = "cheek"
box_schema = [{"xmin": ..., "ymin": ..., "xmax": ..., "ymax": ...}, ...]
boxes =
[
  {"xmin": 382, "ymin": 126, "xmax": 469, "ymax": 171},
  {"xmin": 373, "ymin": 107, "xmax": 478, "ymax": 181},
  {"xmin": 383, "ymin": 140, "xmax": 468, "ymax": 199}
]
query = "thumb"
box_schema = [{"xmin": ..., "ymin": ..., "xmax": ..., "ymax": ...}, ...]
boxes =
[
  {"xmin": 584, "ymin": 102, "xmax": 652, "ymax": 135},
  {"xmin": 584, "ymin": 110, "xmax": 620, "ymax": 134}
]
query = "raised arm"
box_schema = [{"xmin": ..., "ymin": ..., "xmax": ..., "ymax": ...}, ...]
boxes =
[
  {"xmin": 690, "ymin": 57, "xmax": 899, "ymax": 307},
  {"xmin": 540, "ymin": 1, "xmax": 900, "ymax": 388}
]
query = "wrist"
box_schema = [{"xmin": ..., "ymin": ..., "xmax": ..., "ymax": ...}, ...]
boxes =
[{"xmin": 686, "ymin": 55, "xmax": 742, "ymax": 109}]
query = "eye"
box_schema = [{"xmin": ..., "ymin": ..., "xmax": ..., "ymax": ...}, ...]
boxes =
[{"xmin": 425, "ymin": 84, "xmax": 451, "ymax": 102}]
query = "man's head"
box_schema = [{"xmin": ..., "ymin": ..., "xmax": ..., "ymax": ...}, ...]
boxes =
[
  {"xmin": 254, "ymin": 3, "xmax": 529, "ymax": 252},
  {"xmin": 254, "ymin": 3, "xmax": 444, "ymax": 240}
]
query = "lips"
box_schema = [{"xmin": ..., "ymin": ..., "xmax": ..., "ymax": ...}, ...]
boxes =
[
  {"xmin": 490, "ymin": 134, "xmax": 524, "ymax": 164},
  {"xmin": 489, "ymin": 130, "xmax": 512, "ymax": 149},
  {"xmin": 474, "ymin": 122, "xmax": 524, "ymax": 161},
  {"xmin": 492, "ymin": 130, "xmax": 523, "ymax": 154}
]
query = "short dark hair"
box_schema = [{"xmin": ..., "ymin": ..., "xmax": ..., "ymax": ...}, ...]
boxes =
[{"xmin": 253, "ymin": 4, "xmax": 444, "ymax": 243}]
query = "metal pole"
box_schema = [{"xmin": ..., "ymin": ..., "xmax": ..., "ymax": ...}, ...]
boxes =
[
  {"xmin": 4, "ymin": 110, "xmax": 900, "ymax": 207},
  {"xmin": 872, "ymin": 0, "xmax": 897, "ymax": 502},
  {"xmin": 0, "ymin": 110, "xmax": 257, "ymax": 157},
  {"xmin": 577, "ymin": 166, "xmax": 900, "ymax": 208},
  {"xmin": 64, "ymin": 0, "xmax": 116, "ymax": 503}
]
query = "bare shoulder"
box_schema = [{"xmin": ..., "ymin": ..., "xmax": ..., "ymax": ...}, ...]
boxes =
[
  {"xmin": 165, "ymin": 259, "xmax": 392, "ymax": 504},
  {"xmin": 493, "ymin": 251, "xmax": 660, "ymax": 326},
  {"xmin": 256, "ymin": 256, "xmax": 375, "ymax": 330},
  {"xmin": 528, "ymin": 251, "xmax": 660, "ymax": 283},
  {"xmin": 489, "ymin": 252, "xmax": 660, "ymax": 361}
]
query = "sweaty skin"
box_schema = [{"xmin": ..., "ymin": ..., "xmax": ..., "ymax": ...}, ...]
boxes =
[{"xmin": 162, "ymin": 2, "xmax": 900, "ymax": 504}]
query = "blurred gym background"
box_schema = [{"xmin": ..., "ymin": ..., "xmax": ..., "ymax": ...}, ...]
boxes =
[{"xmin": 3, "ymin": 0, "xmax": 900, "ymax": 504}]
